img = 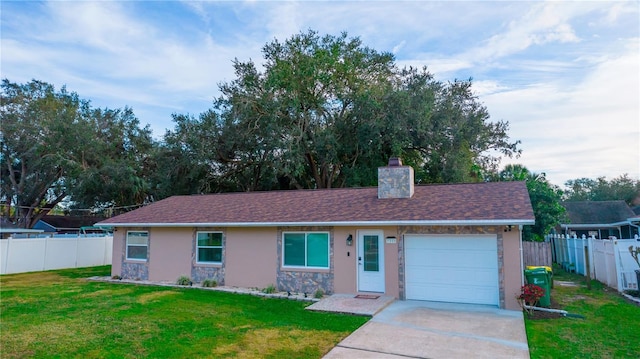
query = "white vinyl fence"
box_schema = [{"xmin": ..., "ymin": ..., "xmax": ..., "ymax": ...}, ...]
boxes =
[
  {"xmin": 0, "ymin": 235, "xmax": 112, "ymax": 275},
  {"xmin": 550, "ymin": 234, "xmax": 640, "ymax": 292}
]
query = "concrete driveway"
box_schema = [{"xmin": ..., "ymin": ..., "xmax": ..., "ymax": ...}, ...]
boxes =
[{"xmin": 323, "ymin": 300, "xmax": 530, "ymax": 359}]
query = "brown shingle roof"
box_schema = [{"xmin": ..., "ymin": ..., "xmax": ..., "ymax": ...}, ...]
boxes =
[{"xmin": 98, "ymin": 181, "xmax": 534, "ymax": 227}]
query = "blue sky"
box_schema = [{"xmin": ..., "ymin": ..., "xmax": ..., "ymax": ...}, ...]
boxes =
[{"xmin": 2, "ymin": 1, "xmax": 638, "ymax": 187}]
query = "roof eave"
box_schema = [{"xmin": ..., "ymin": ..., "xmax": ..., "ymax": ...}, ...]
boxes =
[
  {"xmin": 561, "ymin": 218, "xmax": 640, "ymax": 228},
  {"xmin": 98, "ymin": 219, "xmax": 535, "ymax": 228}
]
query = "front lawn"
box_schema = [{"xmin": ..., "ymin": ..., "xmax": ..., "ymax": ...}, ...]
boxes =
[
  {"xmin": 525, "ymin": 266, "xmax": 640, "ymax": 358},
  {"xmin": 0, "ymin": 266, "xmax": 368, "ymax": 358}
]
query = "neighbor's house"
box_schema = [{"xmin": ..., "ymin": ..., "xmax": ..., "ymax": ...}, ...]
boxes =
[
  {"xmin": 33, "ymin": 215, "xmax": 107, "ymax": 234},
  {"xmin": 560, "ymin": 201, "xmax": 640, "ymax": 239},
  {"xmin": 0, "ymin": 218, "xmax": 44, "ymax": 239},
  {"xmin": 98, "ymin": 159, "xmax": 535, "ymax": 310}
]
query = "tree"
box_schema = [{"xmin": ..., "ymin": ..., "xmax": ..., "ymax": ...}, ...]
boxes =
[
  {"xmin": 564, "ymin": 174, "xmax": 640, "ymax": 206},
  {"xmin": 492, "ymin": 164, "xmax": 566, "ymax": 241},
  {"xmin": 381, "ymin": 69, "xmax": 520, "ymax": 184},
  {"xmin": 160, "ymin": 30, "xmax": 520, "ymax": 193},
  {"xmin": 0, "ymin": 79, "xmax": 153, "ymax": 228}
]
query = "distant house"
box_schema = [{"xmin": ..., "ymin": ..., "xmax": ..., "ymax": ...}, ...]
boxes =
[
  {"xmin": 34, "ymin": 215, "xmax": 106, "ymax": 234},
  {"xmin": 98, "ymin": 158, "xmax": 535, "ymax": 310},
  {"xmin": 0, "ymin": 218, "xmax": 44, "ymax": 239},
  {"xmin": 560, "ymin": 201, "xmax": 640, "ymax": 239}
]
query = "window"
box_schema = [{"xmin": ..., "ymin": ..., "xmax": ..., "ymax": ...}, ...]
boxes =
[
  {"xmin": 126, "ymin": 231, "xmax": 148, "ymax": 260},
  {"xmin": 197, "ymin": 232, "xmax": 223, "ymax": 264},
  {"xmin": 283, "ymin": 232, "xmax": 329, "ymax": 268}
]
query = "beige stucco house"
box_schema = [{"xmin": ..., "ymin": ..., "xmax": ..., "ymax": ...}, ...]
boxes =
[{"xmin": 98, "ymin": 159, "xmax": 534, "ymax": 310}]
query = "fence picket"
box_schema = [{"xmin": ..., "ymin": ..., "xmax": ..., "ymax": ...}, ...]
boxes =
[{"xmin": 550, "ymin": 234, "xmax": 639, "ymax": 292}]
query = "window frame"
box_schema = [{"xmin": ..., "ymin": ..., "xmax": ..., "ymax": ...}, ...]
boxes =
[
  {"xmin": 196, "ymin": 231, "xmax": 223, "ymax": 264},
  {"xmin": 282, "ymin": 231, "xmax": 330, "ymax": 269},
  {"xmin": 126, "ymin": 231, "xmax": 149, "ymax": 261}
]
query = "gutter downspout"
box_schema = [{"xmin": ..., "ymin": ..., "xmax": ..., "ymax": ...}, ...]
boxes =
[{"xmin": 519, "ymin": 225, "xmax": 525, "ymax": 287}]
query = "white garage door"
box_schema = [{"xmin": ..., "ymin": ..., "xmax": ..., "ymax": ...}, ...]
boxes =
[{"xmin": 405, "ymin": 235, "xmax": 499, "ymax": 306}]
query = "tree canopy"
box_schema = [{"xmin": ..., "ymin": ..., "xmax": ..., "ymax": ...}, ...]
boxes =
[
  {"xmin": 0, "ymin": 79, "xmax": 154, "ymax": 228},
  {"xmin": 491, "ymin": 164, "xmax": 566, "ymax": 241},
  {"xmin": 564, "ymin": 174, "xmax": 640, "ymax": 206},
  {"xmin": 156, "ymin": 30, "xmax": 521, "ymax": 194}
]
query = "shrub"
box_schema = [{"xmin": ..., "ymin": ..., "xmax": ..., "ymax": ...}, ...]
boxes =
[
  {"xmin": 314, "ymin": 289, "xmax": 324, "ymax": 299},
  {"xmin": 111, "ymin": 275, "xmax": 121, "ymax": 280},
  {"xmin": 518, "ymin": 284, "xmax": 545, "ymax": 315},
  {"xmin": 263, "ymin": 284, "xmax": 276, "ymax": 294},
  {"xmin": 176, "ymin": 275, "xmax": 192, "ymax": 286},
  {"xmin": 202, "ymin": 279, "xmax": 217, "ymax": 288}
]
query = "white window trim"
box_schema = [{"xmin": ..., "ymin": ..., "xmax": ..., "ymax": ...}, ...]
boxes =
[
  {"xmin": 282, "ymin": 231, "xmax": 330, "ymax": 269},
  {"xmin": 126, "ymin": 231, "xmax": 148, "ymax": 261},
  {"xmin": 196, "ymin": 231, "xmax": 223, "ymax": 264}
]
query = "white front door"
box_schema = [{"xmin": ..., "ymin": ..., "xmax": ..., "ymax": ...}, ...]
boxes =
[{"xmin": 357, "ymin": 230, "xmax": 385, "ymax": 292}]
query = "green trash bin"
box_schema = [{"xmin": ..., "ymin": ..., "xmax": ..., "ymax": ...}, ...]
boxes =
[
  {"xmin": 526, "ymin": 265, "xmax": 553, "ymax": 288},
  {"xmin": 524, "ymin": 268, "xmax": 551, "ymax": 307}
]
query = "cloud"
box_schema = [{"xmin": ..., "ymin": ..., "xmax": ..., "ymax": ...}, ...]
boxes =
[
  {"xmin": 392, "ymin": 40, "xmax": 406, "ymax": 55},
  {"xmin": 482, "ymin": 38, "xmax": 639, "ymax": 185}
]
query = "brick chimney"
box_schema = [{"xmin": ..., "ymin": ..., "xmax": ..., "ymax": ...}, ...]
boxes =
[{"xmin": 378, "ymin": 157, "xmax": 415, "ymax": 199}]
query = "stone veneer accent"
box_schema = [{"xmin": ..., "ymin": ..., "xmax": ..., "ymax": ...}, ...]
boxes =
[
  {"xmin": 276, "ymin": 227, "xmax": 334, "ymax": 295},
  {"xmin": 378, "ymin": 164, "xmax": 415, "ymax": 199},
  {"xmin": 191, "ymin": 228, "xmax": 225, "ymax": 285},
  {"xmin": 397, "ymin": 226, "xmax": 505, "ymax": 308},
  {"xmin": 121, "ymin": 262, "xmax": 149, "ymax": 280},
  {"xmin": 120, "ymin": 228, "xmax": 150, "ymax": 280}
]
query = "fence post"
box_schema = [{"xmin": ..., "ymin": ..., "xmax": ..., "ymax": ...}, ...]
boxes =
[
  {"xmin": 612, "ymin": 240, "xmax": 623, "ymax": 292},
  {"xmin": 2, "ymin": 238, "xmax": 11, "ymax": 274},
  {"xmin": 585, "ymin": 245, "xmax": 591, "ymax": 290}
]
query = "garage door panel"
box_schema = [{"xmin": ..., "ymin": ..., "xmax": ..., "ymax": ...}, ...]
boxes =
[
  {"xmin": 406, "ymin": 251, "xmax": 495, "ymax": 268},
  {"xmin": 405, "ymin": 235, "xmax": 499, "ymax": 306},
  {"xmin": 406, "ymin": 268, "xmax": 496, "ymax": 285},
  {"xmin": 406, "ymin": 283, "xmax": 497, "ymax": 304}
]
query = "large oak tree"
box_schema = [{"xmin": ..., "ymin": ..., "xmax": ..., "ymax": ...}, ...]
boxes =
[
  {"xmin": 158, "ymin": 30, "xmax": 520, "ymax": 193},
  {"xmin": 1, "ymin": 79, "xmax": 153, "ymax": 228}
]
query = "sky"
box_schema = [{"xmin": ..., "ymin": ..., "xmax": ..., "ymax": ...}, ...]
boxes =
[{"xmin": 1, "ymin": 1, "xmax": 638, "ymax": 187}]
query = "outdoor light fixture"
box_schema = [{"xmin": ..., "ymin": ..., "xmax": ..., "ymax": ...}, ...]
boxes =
[{"xmin": 346, "ymin": 234, "xmax": 353, "ymax": 246}]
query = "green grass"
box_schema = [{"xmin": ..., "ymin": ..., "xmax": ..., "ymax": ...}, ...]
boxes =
[
  {"xmin": 525, "ymin": 265, "xmax": 640, "ymax": 359},
  {"xmin": 1, "ymin": 266, "xmax": 368, "ymax": 358}
]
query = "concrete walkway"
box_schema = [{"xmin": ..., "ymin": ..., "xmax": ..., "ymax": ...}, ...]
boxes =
[
  {"xmin": 324, "ymin": 300, "xmax": 530, "ymax": 359},
  {"xmin": 306, "ymin": 293, "xmax": 395, "ymax": 316}
]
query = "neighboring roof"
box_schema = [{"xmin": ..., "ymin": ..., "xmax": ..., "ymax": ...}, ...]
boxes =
[
  {"xmin": 37, "ymin": 215, "xmax": 106, "ymax": 230},
  {"xmin": 98, "ymin": 181, "xmax": 534, "ymax": 227},
  {"xmin": 0, "ymin": 227, "xmax": 44, "ymax": 234},
  {"xmin": 0, "ymin": 218, "xmax": 44, "ymax": 235},
  {"xmin": 562, "ymin": 201, "xmax": 636, "ymax": 226}
]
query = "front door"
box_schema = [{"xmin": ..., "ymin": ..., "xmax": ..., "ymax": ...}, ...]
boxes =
[{"xmin": 357, "ymin": 230, "xmax": 385, "ymax": 292}]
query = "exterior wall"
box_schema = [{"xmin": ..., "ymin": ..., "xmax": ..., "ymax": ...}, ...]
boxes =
[
  {"xmin": 224, "ymin": 227, "xmax": 277, "ymax": 288},
  {"xmin": 148, "ymin": 227, "xmax": 192, "ymax": 282},
  {"xmin": 111, "ymin": 230, "xmax": 123, "ymax": 277},
  {"xmin": 111, "ymin": 223, "xmax": 523, "ymax": 310},
  {"xmin": 502, "ymin": 229, "xmax": 524, "ymax": 310},
  {"xmin": 382, "ymin": 228, "xmax": 400, "ymax": 298},
  {"xmin": 333, "ymin": 227, "xmax": 358, "ymax": 294}
]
